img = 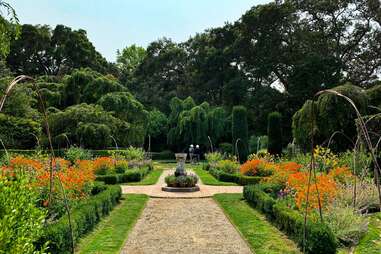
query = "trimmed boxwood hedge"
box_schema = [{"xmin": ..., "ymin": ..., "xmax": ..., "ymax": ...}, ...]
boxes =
[
  {"xmin": 243, "ymin": 184, "xmax": 337, "ymax": 254},
  {"xmin": 38, "ymin": 185, "xmax": 122, "ymax": 254},
  {"xmin": 95, "ymin": 167, "xmax": 150, "ymax": 184},
  {"xmin": 209, "ymin": 168, "xmax": 261, "ymax": 186}
]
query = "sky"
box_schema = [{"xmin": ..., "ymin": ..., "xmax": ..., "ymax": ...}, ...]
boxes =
[{"xmin": 7, "ymin": 0, "xmax": 270, "ymax": 62}]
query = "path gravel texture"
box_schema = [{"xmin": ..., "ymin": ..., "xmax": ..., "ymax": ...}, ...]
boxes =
[
  {"xmin": 120, "ymin": 198, "xmax": 253, "ymax": 254},
  {"xmin": 121, "ymin": 169, "xmax": 243, "ymax": 198}
]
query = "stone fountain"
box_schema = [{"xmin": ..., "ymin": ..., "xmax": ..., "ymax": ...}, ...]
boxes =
[{"xmin": 162, "ymin": 152, "xmax": 200, "ymax": 192}]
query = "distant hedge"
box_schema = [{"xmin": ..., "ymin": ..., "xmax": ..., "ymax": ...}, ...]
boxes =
[
  {"xmin": 95, "ymin": 167, "xmax": 151, "ymax": 184},
  {"xmin": 244, "ymin": 184, "xmax": 337, "ymax": 254},
  {"xmin": 38, "ymin": 185, "xmax": 122, "ymax": 254},
  {"xmin": 209, "ymin": 168, "xmax": 261, "ymax": 186}
]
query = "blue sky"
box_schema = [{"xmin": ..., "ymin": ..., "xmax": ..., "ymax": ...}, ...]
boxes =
[{"xmin": 8, "ymin": 0, "xmax": 269, "ymax": 62}]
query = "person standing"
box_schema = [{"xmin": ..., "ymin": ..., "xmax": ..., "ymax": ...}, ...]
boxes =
[
  {"xmin": 195, "ymin": 145, "xmax": 201, "ymax": 162},
  {"xmin": 189, "ymin": 144, "xmax": 194, "ymax": 163}
]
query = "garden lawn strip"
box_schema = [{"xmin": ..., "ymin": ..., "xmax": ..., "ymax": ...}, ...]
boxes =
[
  {"xmin": 76, "ymin": 194, "xmax": 148, "ymax": 254},
  {"xmin": 192, "ymin": 166, "xmax": 238, "ymax": 186},
  {"xmin": 354, "ymin": 212, "xmax": 381, "ymax": 254},
  {"xmin": 214, "ymin": 193, "xmax": 301, "ymax": 254},
  {"xmin": 127, "ymin": 168, "xmax": 163, "ymax": 185}
]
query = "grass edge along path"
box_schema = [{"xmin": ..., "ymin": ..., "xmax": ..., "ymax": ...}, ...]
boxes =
[
  {"xmin": 214, "ymin": 193, "xmax": 301, "ymax": 254},
  {"xmin": 126, "ymin": 168, "xmax": 163, "ymax": 185},
  {"xmin": 192, "ymin": 166, "xmax": 238, "ymax": 186},
  {"xmin": 76, "ymin": 194, "xmax": 148, "ymax": 254}
]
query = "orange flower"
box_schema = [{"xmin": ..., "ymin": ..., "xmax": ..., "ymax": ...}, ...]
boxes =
[
  {"xmin": 93, "ymin": 157, "xmax": 114, "ymax": 175},
  {"xmin": 288, "ymin": 172, "xmax": 336, "ymax": 210},
  {"xmin": 240, "ymin": 159, "xmax": 263, "ymax": 175},
  {"xmin": 328, "ymin": 166, "xmax": 353, "ymax": 184}
]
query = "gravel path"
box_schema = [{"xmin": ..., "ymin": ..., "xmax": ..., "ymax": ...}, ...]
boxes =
[
  {"xmin": 121, "ymin": 169, "xmax": 243, "ymax": 198},
  {"xmin": 120, "ymin": 198, "xmax": 253, "ymax": 254}
]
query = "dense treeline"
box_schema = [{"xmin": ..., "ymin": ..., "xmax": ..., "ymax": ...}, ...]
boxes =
[{"xmin": 0, "ymin": 0, "xmax": 381, "ymax": 156}]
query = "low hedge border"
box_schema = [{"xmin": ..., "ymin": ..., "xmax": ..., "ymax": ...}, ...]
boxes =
[
  {"xmin": 243, "ymin": 184, "xmax": 337, "ymax": 254},
  {"xmin": 95, "ymin": 167, "xmax": 151, "ymax": 184},
  {"xmin": 209, "ymin": 168, "xmax": 261, "ymax": 186},
  {"xmin": 38, "ymin": 184, "xmax": 122, "ymax": 254}
]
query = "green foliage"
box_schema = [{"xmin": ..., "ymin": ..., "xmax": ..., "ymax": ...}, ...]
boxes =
[
  {"xmin": 293, "ymin": 84, "xmax": 369, "ymax": 151},
  {"xmin": 0, "ymin": 0, "xmax": 19, "ymax": 58},
  {"xmin": 244, "ymin": 184, "xmax": 337, "ymax": 254},
  {"xmin": 125, "ymin": 146, "xmax": 145, "ymax": 161},
  {"xmin": 325, "ymin": 206, "xmax": 368, "ymax": 247},
  {"xmin": 267, "ymin": 112, "xmax": 282, "ymax": 155},
  {"xmin": 39, "ymin": 185, "xmax": 122, "ymax": 254},
  {"xmin": 218, "ymin": 142, "xmax": 233, "ymax": 154},
  {"xmin": 0, "ymin": 113, "xmax": 41, "ymax": 149},
  {"xmin": 209, "ymin": 168, "xmax": 261, "ymax": 186},
  {"xmin": 215, "ymin": 159, "xmax": 239, "ymax": 174},
  {"xmin": 164, "ymin": 173, "xmax": 198, "ymax": 187},
  {"xmin": 0, "ymin": 175, "xmax": 47, "ymax": 254},
  {"xmin": 95, "ymin": 168, "xmax": 150, "ymax": 185},
  {"xmin": 77, "ymin": 123, "xmax": 112, "ymax": 149},
  {"xmin": 232, "ymin": 106, "xmax": 249, "ymax": 162},
  {"xmin": 366, "ymin": 84, "xmax": 381, "ymax": 109},
  {"xmin": 147, "ymin": 109, "xmax": 168, "ymax": 138},
  {"xmin": 205, "ymin": 152, "xmax": 224, "ymax": 164},
  {"xmin": 64, "ymin": 146, "xmax": 92, "ymax": 164}
]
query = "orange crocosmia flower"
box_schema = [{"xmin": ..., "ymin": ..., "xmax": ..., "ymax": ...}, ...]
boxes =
[
  {"xmin": 328, "ymin": 166, "xmax": 353, "ymax": 184},
  {"xmin": 10, "ymin": 156, "xmax": 43, "ymax": 172},
  {"xmin": 240, "ymin": 159, "xmax": 263, "ymax": 175},
  {"xmin": 288, "ymin": 172, "xmax": 337, "ymax": 210}
]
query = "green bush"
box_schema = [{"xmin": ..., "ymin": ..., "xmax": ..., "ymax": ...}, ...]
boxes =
[
  {"xmin": 210, "ymin": 168, "xmax": 261, "ymax": 186},
  {"xmin": 244, "ymin": 184, "xmax": 337, "ymax": 254},
  {"xmin": 64, "ymin": 146, "xmax": 92, "ymax": 164},
  {"xmin": 205, "ymin": 152, "xmax": 224, "ymax": 164},
  {"xmin": 125, "ymin": 146, "xmax": 145, "ymax": 160},
  {"xmin": 0, "ymin": 175, "xmax": 48, "ymax": 254},
  {"xmin": 165, "ymin": 174, "xmax": 198, "ymax": 187},
  {"xmin": 232, "ymin": 106, "xmax": 249, "ymax": 162},
  {"xmin": 215, "ymin": 159, "xmax": 239, "ymax": 174},
  {"xmin": 151, "ymin": 150, "xmax": 174, "ymax": 160},
  {"xmin": 267, "ymin": 112, "xmax": 282, "ymax": 155},
  {"xmin": 38, "ymin": 185, "xmax": 122, "ymax": 254},
  {"xmin": 95, "ymin": 168, "xmax": 150, "ymax": 184}
]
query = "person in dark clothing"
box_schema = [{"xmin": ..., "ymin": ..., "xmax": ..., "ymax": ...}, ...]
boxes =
[{"xmin": 195, "ymin": 145, "xmax": 201, "ymax": 162}]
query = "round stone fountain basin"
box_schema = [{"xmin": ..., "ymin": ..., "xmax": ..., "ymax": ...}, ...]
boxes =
[{"xmin": 162, "ymin": 186, "xmax": 200, "ymax": 192}]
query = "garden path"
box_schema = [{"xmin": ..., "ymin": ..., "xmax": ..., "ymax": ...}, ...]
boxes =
[
  {"xmin": 121, "ymin": 169, "xmax": 243, "ymax": 198},
  {"xmin": 120, "ymin": 198, "xmax": 253, "ymax": 254}
]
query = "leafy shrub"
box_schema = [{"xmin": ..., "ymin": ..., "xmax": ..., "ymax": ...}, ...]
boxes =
[
  {"xmin": 210, "ymin": 168, "xmax": 261, "ymax": 186},
  {"xmin": 39, "ymin": 185, "xmax": 122, "ymax": 253},
  {"xmin": 64, "ymin": 146, "xmax": 92, "ymax": 164},
  {"xmin": 215, "ymin": 159, "xmax": 239, "ymax": 174},
  {"xmin": 0, "ymin": 175, "xmax": 48, "ymax": 254},
  {"xmin": 267, "ymin": 111, "xmax": 282, "ymax": 155},
  {"xmin": 244, "ymin": 184, "xmax": 337, "ymax": 254},
  {"xmin": 165, "ymin": 174, "xmax": 198, "ymax": 187},
  {"xmin": 125, "ymin": 146, "xmax": 145, "ymax": 161},
  {"xmin": 152, "ymin": 150, "xmax": 174, "ymax": 160},
  {"xmin": 205, "ymin": 152, "xmax": 224, "ymax": 164},
  {"xmin": 325, "ymin": 206, "xmax": 368, "ymax": 247},
  {"xmin": 115, "ymin": 160, "xmax": 129, "ymax": 174}
]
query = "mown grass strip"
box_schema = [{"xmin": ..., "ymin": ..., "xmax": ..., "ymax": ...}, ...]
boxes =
[
  {"xmin": 214, "ymin": 193, "xmax": 301, "ymax": 254},
  {"xmin": 76, "ymin": 194, "xmax": 148, "ymax": 254},
  {"xmin": 127, "ymin": 168, "xmax": 163, "ymax": 185},
  {"xmin": 193, "ymin": 166, "xmax": 238, "ymax": 186}
]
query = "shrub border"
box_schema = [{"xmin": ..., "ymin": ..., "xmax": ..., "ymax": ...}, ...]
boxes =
[
  {"xmin": 38, "ymin": 185, "xmax": 122, "ymax": 253},
  {"xmin": 209, "ymin": 168, "xmax": 261, "ymax": 186},
  {"xmin": 243, "ymin": 184, "xmax": 337, "ymax": 254},
  {"xmin": 95, "ymin": 167, "xmax": 151, "ymax": 184}
]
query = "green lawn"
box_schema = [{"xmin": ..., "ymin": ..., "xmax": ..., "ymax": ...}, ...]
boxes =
[
  {"xmin": 214, "ymin": 193, "xmax": 301, "ymax": 254},
  {"xmin": 76, "ymin": 194, "xmax": 148, "ymax": 254},
  {"xmin": 192, "ymin": 166, "xmax": 238, "ymax": 186},
  {"xmin": 126, "ymin": 168, "xmax": 163, "ymax": 185}
]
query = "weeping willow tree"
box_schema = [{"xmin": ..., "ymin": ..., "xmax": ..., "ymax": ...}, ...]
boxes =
[{"xmin": 167, "ymin": 96, "xmax": 229, "ymax": 150}]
